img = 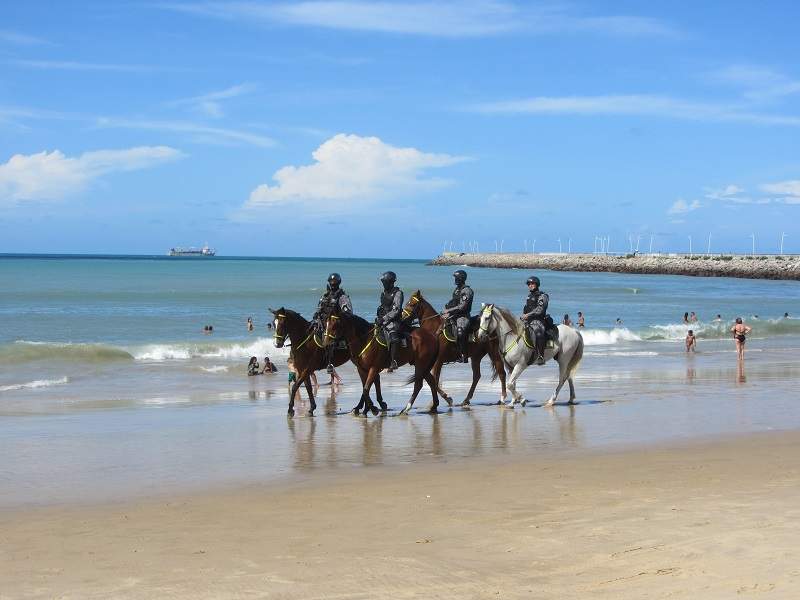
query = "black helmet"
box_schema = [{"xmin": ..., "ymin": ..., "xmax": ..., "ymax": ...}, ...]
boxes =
[
  {"xmin": 380, "ymin": 271, "xmax": 397, "ymax": 284},
  {"xmin": 327, "ymin": 273, "xmax": 341, "ymax": 285},
  {"xmin": 526, "ymin": 275, "xmax": 540, "ymax": 286},
  {"xmin": 453, "ymin": 269, "xmax": 467, "ymax": 284}
]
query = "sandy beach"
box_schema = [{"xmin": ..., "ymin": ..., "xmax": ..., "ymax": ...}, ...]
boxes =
[{"xmin": 2, "ymin": 429, "xmax": 798, "ymax": 599}]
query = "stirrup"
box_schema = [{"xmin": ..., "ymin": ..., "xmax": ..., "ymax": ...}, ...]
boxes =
[
  {"xmin": 390, "ymin": 359, "xmax": 398, "ymax": 370},
  {"xmin": 326, "ymin": 364, "xmax": 334, "ymax": 374}
]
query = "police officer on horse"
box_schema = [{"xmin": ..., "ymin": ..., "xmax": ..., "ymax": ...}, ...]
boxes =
[
  {"xmin": 377, "ymin": 271, "xmax": 404, "ymax": 371},
  {"xmin": 442, "ymin": 269, "xmax": 473, "ymax": 363},
  {"xmin": 521, "ymin": 275, "xmax": 548, "ymax": 365},
  {"xmin": 313, "ymin": 272, "xmax": 353, "ymax": 373}
]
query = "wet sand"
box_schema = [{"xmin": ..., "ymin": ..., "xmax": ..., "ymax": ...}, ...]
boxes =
[
  {"xmin": 2, "ymin": 429, "xmax": 799, "ymax": 599},
  {"xmin": 3, "ymin": 340, "xmax": 800, "ymax": 598}
]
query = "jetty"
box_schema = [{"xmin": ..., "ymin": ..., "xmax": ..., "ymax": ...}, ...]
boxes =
[{"xmin": 427, "ymin": 252, "xmax": 800, "ymax": 281}]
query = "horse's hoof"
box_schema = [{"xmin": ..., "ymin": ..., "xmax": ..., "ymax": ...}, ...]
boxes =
[
  {"xmin": 371, "ymin": 407, "xmax": 379, "ymax": 416},
  {"xmin": 428, "ymin": 407, "xmax": 439, "ymax": 414},
  {"xmin": 520, "ymin": 400, "xmax": 527, "ymax": 407},
  {"xmin": 460, "ymin": 400, "xmax": 470, "ymax": 408},
  {"xmin": 445, "ymin": 396, "xmax": 453, "ymax": 407},
  {"xmin": 288, "ymin": 409, "xmax": 295, "ymax": 417},
  {"xmin": 379, "ymin": 402, "xmax": 388, "ymax": 411}
]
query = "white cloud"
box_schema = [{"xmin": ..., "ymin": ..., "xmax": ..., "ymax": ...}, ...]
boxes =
[
  {"xmin": 165, "ymin": 84, "xmax": 258, "ymax": 119},
  {"xmin": 173, "ymin": 1, "xmax": 676, "ymax": 38},
  {"xmin": 761, "ymin": 179, "xmax": 800, "ymax": 197},
  {"xmin": 470, "ymin": 94, "xmax": 800, "ymax": 126},
  {"xmin": 667, "ymin": 198, "xmax": 703, "ymax": 214},
  {"xmin": 0, "ymin": 146, "xmax": 185, "ymax": 205},
  {"xmin": 245, "ymin": 133, "xmax": 471, "ymax": 210},
  {"xmin": 710, "ymin": 65, "xmax": 800, "ymax": 102},
  {"xmin": 705, "ymin": 185, "xmax": 745, "ymax": 200}
]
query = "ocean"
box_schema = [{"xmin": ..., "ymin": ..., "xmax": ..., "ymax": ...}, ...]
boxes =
[{"xmin": 2, "ymin": 254, "xmax": 800, "ymax": 508}]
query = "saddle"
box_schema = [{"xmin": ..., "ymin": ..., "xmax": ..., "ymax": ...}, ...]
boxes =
[
  {"xmin": 441, "ymin": 316, "xmax": 478, "ymax": 343},
  {"xmin": 374, "ymin": 320, "xmax": 412, "ymax": 347},
  {"xmin": 522, "ymin": 315, "xmax": 559, "ymax": 351}
]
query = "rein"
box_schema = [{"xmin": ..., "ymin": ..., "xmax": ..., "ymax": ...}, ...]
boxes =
[{"xmin": 480, "ymin": 306, "xmax": 522, "ymax": 357}]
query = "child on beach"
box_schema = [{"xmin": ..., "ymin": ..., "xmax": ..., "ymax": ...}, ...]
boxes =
[
  {"xmin": 261, "ymin": 357, "xmax": 277, "ymax": 374},
  {"xmin": 247, "ymin": 356, "xmax": 260, "ymax": 376},
  {"xmin": 685, "ymin": 330, "xmax": 696, "ymax": 352}
]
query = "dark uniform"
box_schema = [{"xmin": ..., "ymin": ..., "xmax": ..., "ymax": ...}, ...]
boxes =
[
  {"xmin": 313, "ymin": 273, "xmax": 353, "ymax": 373},
  {"xmin": 443, "ymin": 269, "xmax": 474, "ymax": 363},
  {"xmin": 377, "ymin": 271, "xmax": 403, "ymax": 371},
  {"xmin": 522, "ymin": 275, "xmax": 548, "ymax": 365}
]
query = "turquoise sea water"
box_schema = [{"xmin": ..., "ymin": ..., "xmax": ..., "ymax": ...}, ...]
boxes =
[{"xmin": 2, "ymin": 255, "xmax": 800, "ymax": 508}]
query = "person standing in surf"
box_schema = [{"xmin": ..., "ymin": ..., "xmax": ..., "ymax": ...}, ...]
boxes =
[{"xmin": 731, "ymin": 318, "xmax": 751, "ymax": 360}]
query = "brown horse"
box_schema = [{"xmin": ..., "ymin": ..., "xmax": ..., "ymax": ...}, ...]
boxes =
[
  {"xmin": 323, "ymin": 305, "xmax": 440, "ymax": 416},
  {"xmin": 269, "ymin": 307, "xmax": 384, "ymax": 417},
  {"xmin": 402, "ymin": 290, "xmax": 506, "ymax": 407}
]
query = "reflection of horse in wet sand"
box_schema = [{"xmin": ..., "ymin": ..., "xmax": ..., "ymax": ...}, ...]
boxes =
[
  {"xmin": 323, "ymin": 305, "xmax": 440, "ymax": 416},
  {"xmin": 402, "ymin": 290, "xmax": 506, "ymax": 407},
  {"xmin": 477, "ymin": 303, "xmax": 584, "ymax": 407},
  {"xmin": 270, "ymin": 307, "xmax": 384, "ymax": 417}
]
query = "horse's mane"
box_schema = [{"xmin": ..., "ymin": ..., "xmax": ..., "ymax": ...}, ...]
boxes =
[
  {"xmin": 340, "ymin": 310, "xmax": 371, "ymax": 331},
  {"xmin": 492, "ymin": 304, "xmax": 524, "ymax": 333}
]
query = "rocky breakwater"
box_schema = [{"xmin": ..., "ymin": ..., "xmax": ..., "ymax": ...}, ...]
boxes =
[{"xmin": 428, "ymin": 253, "xmax": 800, "ymax": 281}]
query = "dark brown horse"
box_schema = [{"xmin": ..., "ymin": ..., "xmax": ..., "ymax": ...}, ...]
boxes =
[
  {"xmin": 269, "ymin": 307, "xmax": 384, "ymax": 417},
  {"xmin": 401, "ymin": 290, "xmax": 506, "ymax": 407},
  {"xmin": 323, "ymin": 305, "xmax": 440, "ymax": 416}
]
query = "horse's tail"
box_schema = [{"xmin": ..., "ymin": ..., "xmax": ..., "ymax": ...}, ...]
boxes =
[{"xmin": 565, "ymin": 331, "xmax": 584, "ymax": 379}]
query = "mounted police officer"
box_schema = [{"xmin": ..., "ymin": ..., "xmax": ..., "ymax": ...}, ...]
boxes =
[
  {"xmin": 442, "ymin": 269, "xmax": 473, "ymax": 363},
  {"xmin": 377, "ymin": 271, "xmax": 404, "ymax": 371},
  {"xmin": 312, "ymin": 272, "xmax": 352, "ymax": 373},
  {"xmin": 521, "ymin": 275, "xmax": 548, "ymax": 365}
]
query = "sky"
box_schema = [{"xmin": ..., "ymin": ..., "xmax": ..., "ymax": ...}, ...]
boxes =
[{"xmin": 1, "ymin": 1, "xmax": 799, "ymax": 259}]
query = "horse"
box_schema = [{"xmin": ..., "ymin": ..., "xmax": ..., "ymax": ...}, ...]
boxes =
[
  {"xmin": 269, "ymin": 307, "xmax": 384, "ymax": 417},
  {"xmin": 402, "ymin": 290, "xmax": 506, "ymax": 407},
  {"xmin": 476, "ymin": 303, "xmax": 584, "ymax": 407},
  {"xmin": 323, "ymin": 305, "xmax": 441, "ymax": 416}
]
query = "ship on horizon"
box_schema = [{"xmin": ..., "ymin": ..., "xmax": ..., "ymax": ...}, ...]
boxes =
[{"xmin": 168, "ymin": 244, "xmax": 216, "ymax": 257}]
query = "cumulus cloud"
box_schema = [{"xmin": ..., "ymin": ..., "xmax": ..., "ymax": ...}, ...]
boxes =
[
  {"xmin": 245, "ymin": 134, "xmax": 471, "ymax": 210},
  {"xmin": 667, "ymin": 198, "xmax": 703, "ymax": 214},
  {"xmin": 0, "ymin": 146, "xmax": 185, "ymax": 205}
]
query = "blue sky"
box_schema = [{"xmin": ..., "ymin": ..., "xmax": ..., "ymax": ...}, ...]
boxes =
[{"xmin": 1, "ymin": 1, "xmax": 799, "ymax": 258}]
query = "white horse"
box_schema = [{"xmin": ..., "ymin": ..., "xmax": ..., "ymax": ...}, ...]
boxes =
[{"xmin": 477, "ymin": 303, "xmax": 584, "ymax": 407}]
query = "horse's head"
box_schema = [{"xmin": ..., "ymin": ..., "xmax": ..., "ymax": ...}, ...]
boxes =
[
  {"xmin": 477, "ymin": 303, "xmax": 496, "ymax": 341},
  {"xmin": 402, "ymin": 290, "xmax": 423, "ymax": 323},
  {"xmin": 269, "ymin": 307, "xmax": 289, "ymax": 348},
  {"xmin": 321, "ymin": 305, "xmax": 340, "ymax": 347}
]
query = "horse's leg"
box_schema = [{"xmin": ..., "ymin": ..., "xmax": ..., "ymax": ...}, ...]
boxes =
[
  {"xmin": 546, "ymin": 356, "xmax": 569, "ymax": 406},
  {"xmin": 373, "ymin": 372, "xmax": 388, "ymax": 411},
  {"xmin": 461, "ymin": 349, "xmax": 483, "ymax": 407},
  {"xmin": 304, "ymin": 377, "xmax": 317, "ymax": 415},
  {"xmin": 434, "ymin": 354, "xmax": 453, "ymax": 406},
  {"xmin": 486, "ymin": 342, "xmax": 507, "ymax": 405},
  {"xmin": 567, "ymin": 376, "xmax": 577, "ymax": 404},
  {"xmin": 506, "ymin": 363, "xmax": 527, "ymax": 407},
  {"xmin": 360, "ymin": 368, "xmax": 380, "ymax": 417},
  {"xmin": 426, "ymin": 355, "xmax": 450, "ymax": 411}
]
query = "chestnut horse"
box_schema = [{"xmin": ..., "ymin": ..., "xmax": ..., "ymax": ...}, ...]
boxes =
[
  {"xmin": 323, "ymin": 305, "xmax": 440, "ymax": 416},
  {"xmin": 402, "ymin": 290, "xmax": 507, "ymax": 407},
  {"xmin": 270, "ymin": 307, "xmax": 384, "ymax": 417}
]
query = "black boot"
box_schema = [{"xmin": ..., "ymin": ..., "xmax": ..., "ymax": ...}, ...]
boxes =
[
  {"xmin": 326, "ymin": 344, "xmax": 335, "ymax": 373},
  {"xmin": 536, "ymin": 337, "xmax": 546, "ymax": 365},
  {"xmin": 389, "ymin": 338, "xmax": 399, "ymax": 371}
]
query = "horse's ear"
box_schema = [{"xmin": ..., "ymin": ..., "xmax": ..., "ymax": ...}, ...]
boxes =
[{"xmin": 268, "ymin": 308, "xmax": 276, "ymax": 315}]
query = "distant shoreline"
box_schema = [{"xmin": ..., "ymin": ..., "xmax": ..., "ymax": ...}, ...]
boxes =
[{"xmin": 428, "ymin": 252, "xmax": 800, "ymax": 281}]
